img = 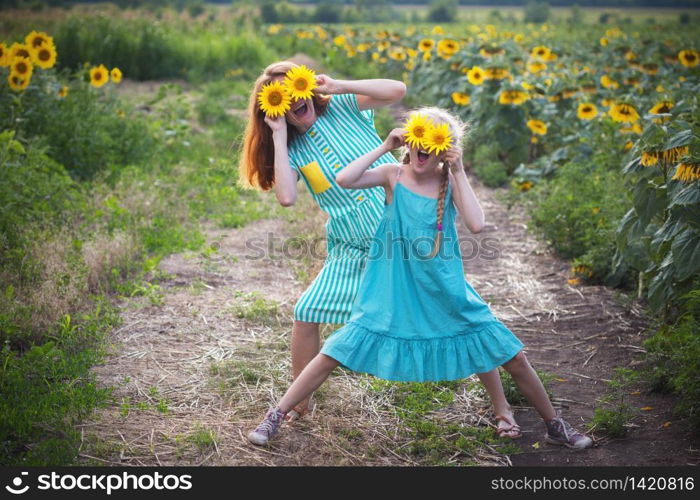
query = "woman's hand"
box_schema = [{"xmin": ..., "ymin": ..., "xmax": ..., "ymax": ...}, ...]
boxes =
[
  {"xmin": 382, "ymin": 128, "xmax": 407, "ymax": 152},
  {"xmin": 442, "ymin": 144, "xmax": 464, "ymax": 172},
  {"xmin": 315, "ymin": 74, "xmax": 343, "ymax": 95},
  {"xmin": 264, "ymin": 115, "xmax": 287, "ymax": 139}
]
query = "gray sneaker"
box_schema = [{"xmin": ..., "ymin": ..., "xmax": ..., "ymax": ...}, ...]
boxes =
[
  {"xmin": 248, "ymin": 407, "xmax": 286, "ymax": 446},
  {"xmin": 545, "ymin": 412, "xmax": 594, "ymax": 449}
]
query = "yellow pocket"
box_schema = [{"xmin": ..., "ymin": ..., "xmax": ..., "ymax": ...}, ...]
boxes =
[{"xmin": 299, "ymin": 160, "xmax": 331, "ymax": 194}]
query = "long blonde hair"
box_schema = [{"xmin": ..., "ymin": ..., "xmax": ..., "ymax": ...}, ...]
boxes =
[
  {"xmin": 238, "ymin": 61, "xmax": 331, "ymax": 191},
  {"xmin": 400, "ymin": 107, "xmax": 470, "ymax": 257}
]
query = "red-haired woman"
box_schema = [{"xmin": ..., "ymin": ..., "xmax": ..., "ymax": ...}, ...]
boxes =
[{"xmin": 239, "ymin": 61, "xmax": 406, "ymax": 420}]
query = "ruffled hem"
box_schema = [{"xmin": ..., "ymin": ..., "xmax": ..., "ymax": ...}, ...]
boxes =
[{"xmin": 320, "ymin": 320, "xmax": 525, "ymax": 382}]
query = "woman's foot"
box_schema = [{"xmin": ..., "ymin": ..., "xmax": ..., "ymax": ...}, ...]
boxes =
[
  {"xmin": 545, "ymin": 411, "xmax": 594, "ymax": 449},
  {"xmin": 247, "ymin": 407, "xmax": 286, "ymax": 446},
  {"xmin": 495, "ymin": 412, "xmax": 523, "ymax": 439}
]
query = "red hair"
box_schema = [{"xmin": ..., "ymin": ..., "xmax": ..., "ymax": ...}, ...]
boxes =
[{"xmin": 239, "ymin": 61, "xmax": 330, "ymax": 191}]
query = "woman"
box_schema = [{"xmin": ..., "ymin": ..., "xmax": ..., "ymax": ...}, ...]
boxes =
[{"xmin": 239, "ymin": 61, "xmax": 406, "ymax": 420}]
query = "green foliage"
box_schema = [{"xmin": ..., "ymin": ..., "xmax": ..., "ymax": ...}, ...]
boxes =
[
  {"xmin": 427, "ymin": 0, "xmax": 457, "ymax": 23},
  {"xmin": 527, "ymin": 160, "xmax": 633, "ymax": 285},
  {"xmin": 524, "ymin": 1, "xmax": 551, "ymax": 23},
  {"xmin": 589, "ymin": 367, "xmax": 638, "ymax": 438},
  {"xmin": 0, "ymin": 299, "xmax": 119, "ymax": 465},
  {"xmin": 643, "ymin": 287, "xmax": 700, "ymax": 430}
]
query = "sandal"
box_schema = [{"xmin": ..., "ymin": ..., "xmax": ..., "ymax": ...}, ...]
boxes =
[
  {"xmin": 284, "ymin": 399, "xmax": 315, "ymax": 422},
  {"xmin": 495, "ymin": 414, "xmax": 523, "ymax": 439}
]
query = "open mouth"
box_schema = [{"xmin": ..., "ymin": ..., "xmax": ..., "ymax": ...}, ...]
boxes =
[
  {"xmin": 292, "ymin": 101, "xmax": 308, "ymax": 116},
  {"xmin": 417, "ymin": 150, "xmax": 430, "ymax": 164}
]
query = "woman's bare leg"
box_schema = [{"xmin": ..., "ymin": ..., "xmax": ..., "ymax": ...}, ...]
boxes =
[
  {"xmin": 477, "ymin": 368, "xmax": 520, "ymax": 437},
  {"xmin": 501, "ymin": 351, "xmax": 557, "ymax": 421},
  {"xmin": 278, "ymin": 354, "xmax": 340, "ymax": 413},
  {"xmin": 290, "ymin": 320, "xmax": 321, "ymax": 413}
]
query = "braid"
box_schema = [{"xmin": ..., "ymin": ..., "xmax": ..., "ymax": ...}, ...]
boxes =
[{"xmin": 429, "ymin": 164, "xmax": 450, "ymax": 258}]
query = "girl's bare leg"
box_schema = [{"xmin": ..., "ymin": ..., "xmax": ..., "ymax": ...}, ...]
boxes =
[
  {"xmin": 278, "ymin": 354, "xmax": 340, "ymax": 413},
  {"xmin": 501, "ymin": 351, "xmax": 557, "ymax": 421},
  {"xmin": 477, "ymin": 369, "xmax": 520, "ymax": 437},
  {"xmin": 290, "ymin": 320, "xmax": 320, "ymax": 414}
]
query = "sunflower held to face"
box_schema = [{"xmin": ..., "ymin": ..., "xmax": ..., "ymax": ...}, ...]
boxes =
[
  {"xmin": 284, "ymin": 65, "xmax": 316, "ymax": 101},
  {"xmin": 257, "ymin": 80, "xmax": 292, "ymax": 118},
  {"xmin": 424, "ymin": 122, "xmax": 453, "ymax": 155},
  {"xmin": 404, "ymin": 113, "xmax": 433, "ymax": 149}
]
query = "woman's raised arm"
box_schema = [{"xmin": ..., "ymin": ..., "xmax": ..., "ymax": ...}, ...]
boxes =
[
  {"xmin": 315, "ymin": 75, "xmax": 406, "ymax": 110},
  {"xmin": 265, "ymin": 115, "xmax": 298, "ymax": 207}
]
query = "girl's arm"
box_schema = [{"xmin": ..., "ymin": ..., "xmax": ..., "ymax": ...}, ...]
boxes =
[
  {"xmin": 336, "ymin": 128, "xmax": 405, "ymax": 190},
  {"xmin": 443, "ymin": 146, "xmax": 485, "ymax": 233},
  {"xmin": 266, "ymin": 115, "xmax": 297, "ymax": 207},
  {"xmin": 315, "ymin": 75, "xmax": 406, "ymax": 110}
]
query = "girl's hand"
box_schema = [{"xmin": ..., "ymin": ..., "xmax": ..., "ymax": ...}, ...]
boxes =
[
  {"xmin": 442, "ymin": 145, "xmax": 464, "ymax": 172},
  {"xmin": 382, "ymin": 128, "xmax": 407, "ymax": 151},
  {"xmin": 264, "ymin": 115, "xmax": 287, "ymax": 137},
  {"xmin": 315, "ymin": 74, "xmax": 342, "ymax": 95}
]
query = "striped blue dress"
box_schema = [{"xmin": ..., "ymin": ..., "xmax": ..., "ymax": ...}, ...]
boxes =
[{"xmin": 287, "ymin": 93, "xmax": 397, "ymax": 324}]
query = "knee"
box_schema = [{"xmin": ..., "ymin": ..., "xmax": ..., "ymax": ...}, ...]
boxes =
[
  {"xmin": 503, "ymin": 350, "xmax": 529, "ymax": 374},
  {"xmin": 292, "ymin": 320, "xmax": 319, "ymax": 339}
]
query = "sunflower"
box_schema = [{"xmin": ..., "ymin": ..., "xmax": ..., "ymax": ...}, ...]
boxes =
[
  {"xmin": 642, "ymin": 63, "xmax": 658, "ymax": 75},
  {"xmin": 58, "ymin": 85, "xmax": 68, "ymax": 98},
  {"xmin": 485, "ymin": 67, "xmax": 509, "ymax": 80},
  {"xmin": 649, "ymin": 100, "xmax": 673, "ymax": 123},
  {"xmin": 404, "ymin": 113, "xmax": 433, "ymax": 149},
  {"xmin": 89, "ymin": 64, "xmax": 109, "ymax": 88},
  {"xmin": 562, "ymin": 87, "xmax": 578, "ymax": 99},
  {"xmin": 25, "ymin": 30, "xmax": 53, "ymax": 49},
  {"xmin": 623, "ymin": 141, "xmax": 633, "ymax": 151},
  {"xmin": 111, "ymin": 67, "xmax": 122, "ymax": 84},
  {"xmin": 661, "ymin": 146, "xmax": 689, "ymax": 164},
  {"xmin": 466, "ymin": 66, "xmax": 485, "ymax": 85},
  {"xmin": 432, "ymin": 26, "xmax": 444, "ymax": 35},
  {"xmin": 530, "ymin": 45, "xmax": 551, "ymax": 61},
  {"xmin": 437, "ymin": 39, "xmax": 459, "ymax": 57},
  {"xmin": 333, "ymin": 35, "xmax": 346, "ymax": 46},
  {"xmin": 678, "ymin": 49, "xmax": 699, "ymax": 68},
  {"xmin": 284, "ymin": 65, "xmax": 316, "ymax": 101},
  {"xmin": 498, "ymin": 89, "xmax": 529, "ymax": 106},
  {"xmin": 7, "ymin": 72, "xmax": 29, "ymax": 91},
  {"xmin": 600, "ymin": 37, "xmax": 608, "ymax": 47},
  {"xmin": 527, "ymin": 61, "xmax": 546, "ymax": 73},
  {"xmin": 424, "ymin": 122, "xmax": 453, "ymax": 154},
  {"xmin": 620, "ymin": 123, "xmax": 642, "ymax": 135},
  {"xmin": 451, "ymin": 92, "xmax": 470, "ymax": 106},
  {"xmin": 0, "ymin": 43, "xmax": 8, "ymax": 67},
  {"xmin": 388, "ymin": 49, "xmax": 407, "ymax": 61},
  {"xmin": 422, "ymin": 51, "xmax": 432, "ymax": 62},
  {"xmin": 641, "ymin": 152, "xmax": 659, "ymax": 167},
  {"xmin": 608, "ymin": 103, "xmax": 639, "ymax": 123},
  {"xmin": 357, "ymin": 43, "xmax": 371, "ymax": 53},
  {"xmin": 257, "ymin": 80, "xmax": 291, "ymax": 118},
  {"xmin": 9, "ymin": 42, "xmax": 31, "ymax": 61},
  {"xmin": 10, "ymin": 56, "xmax": 33, "ymax": 80},
  {"xmin": 527, "ymin": 119, "xmax": 547, "ymax": 135},
  {"xmin": 671, "ymin": 163, "xmax": 700, "ymax": 183},
  {"xmin": 29, "ymin": 43, "xmax": 56, "ymax": 69},
  {"xmin": 600, "ymin": 75, "xmax": 619, "ymax": 89},
  {"xmin": 418, "ymin": 39, "xmax": 435, "ymax": 52},
  {"xmin": 519, "ymin": 180, "xmax": 533, "ymax": 191}
]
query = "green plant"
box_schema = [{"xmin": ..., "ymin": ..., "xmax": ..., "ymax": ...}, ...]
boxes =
[{"xmin": 589, "ymin": 368, "xmax": 639, "ymax": 438}]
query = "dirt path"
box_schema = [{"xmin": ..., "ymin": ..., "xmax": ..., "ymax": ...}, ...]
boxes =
[
  {"xmin": 78, "ymin": 172, "xmax": 699, "ymax": 467},
  {"xmin": 458, "ymin": 177, "xmax": 699, "ymax": 466}
]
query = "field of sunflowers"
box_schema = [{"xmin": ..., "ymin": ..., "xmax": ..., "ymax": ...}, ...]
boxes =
[{"xmin": 0, "ymin": 4, "xmax": 699, "ymax": 464}]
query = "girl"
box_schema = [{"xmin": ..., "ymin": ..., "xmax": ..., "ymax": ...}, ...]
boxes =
[
  {"xmin": 240, "ymin": 61, "xmax": 406, "ymax": 420},
  {"xmin": 247, "ymin": 107, "xmax": 593, "ymax": 450}
]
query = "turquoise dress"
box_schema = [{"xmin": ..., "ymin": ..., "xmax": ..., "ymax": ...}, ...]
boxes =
[{"xmin": 320, "ymin": 178, "xmax": 525, "ymax": 382}]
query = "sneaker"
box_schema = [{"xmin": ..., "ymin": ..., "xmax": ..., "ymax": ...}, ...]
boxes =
[
  {"xmin": 545, "ymin": 412, "xmax": 593, "ymax": 449},
  {"xmin": 247, "ymin": 407, "xmax": 286, "ymax": 446}
]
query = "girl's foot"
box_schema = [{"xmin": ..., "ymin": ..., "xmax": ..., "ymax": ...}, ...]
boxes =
[
  {"xmin": 247, "ymin": 407, "xmax": 286, "ymax": 446},
  {"xmin": 545, "ymin": 411, "xmax": 593, "ymax": 449},
  {"xmin": 495, "ymin": 412, "xmax": 522, "ymax": 439},
  {"xmin": 284, "ymin": 397, "xmax": 315, "ymax": 422}
]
